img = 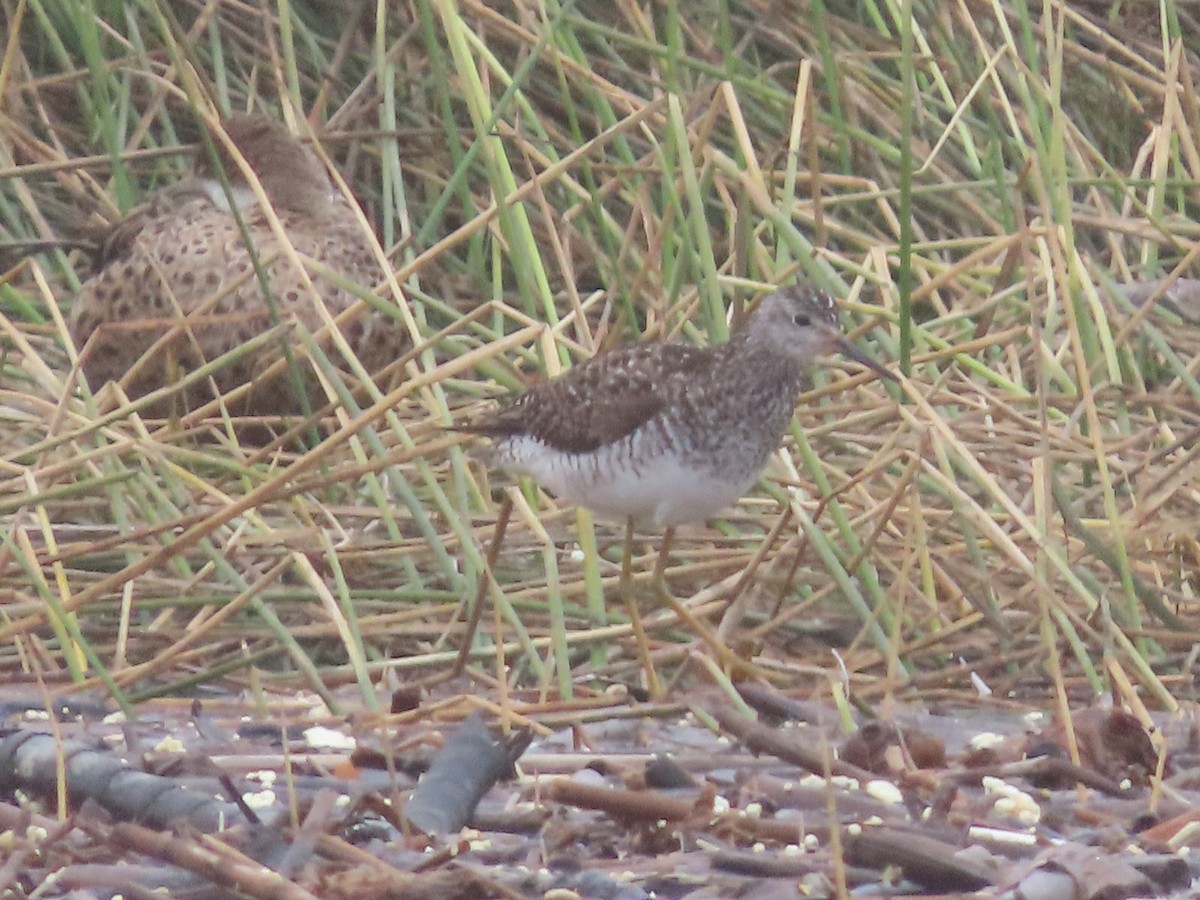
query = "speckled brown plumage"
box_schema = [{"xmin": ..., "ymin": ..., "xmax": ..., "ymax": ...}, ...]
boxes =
[
  {"xmin": 68, "ymin": 114, "xmax": 406, "ymax": 416},
  {"xmin": 466, "ymin": 342, "xmax": 715, "ymax": 454},
  {"xmin": 463, "ymin": 284, "xmax": 891, "ymax": 527}
]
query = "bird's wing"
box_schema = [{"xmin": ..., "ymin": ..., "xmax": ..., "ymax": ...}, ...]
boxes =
[
  {"xmin": 465, "ymin": 343, "xmax": 713, "ymax": 453},
  {"xmin": 93, "ymin": 180, "xmax": 213, "ymax": 271}
]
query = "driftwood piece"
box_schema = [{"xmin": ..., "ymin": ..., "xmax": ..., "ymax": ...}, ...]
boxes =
[
  {"xmin": 404, "ymin": 714, "xmax": 532, "ymax": 836},
  {"xmin": 0, "ymin": 731, "xmax": 244, "ymax": 831}
]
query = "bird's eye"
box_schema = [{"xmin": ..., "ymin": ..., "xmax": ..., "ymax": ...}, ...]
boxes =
[{"xmin": 792, "ymin": 313, "xmax": 811, "ymax": 327}]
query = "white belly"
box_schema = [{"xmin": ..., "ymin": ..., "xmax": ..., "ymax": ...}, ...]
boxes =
[{"xmin": 494, "ymin": 435, "xmax": 757, "ymax": 527}]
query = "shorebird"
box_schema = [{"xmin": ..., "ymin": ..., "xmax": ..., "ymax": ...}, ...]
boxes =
[
  {"xmin": 68, "ymin": 113, "xmax": 405, "ymax": 416},
  {"xmin": 460, "ymin": 284, "xmax": 892, "ymax": 689},
  {"xmin": 461, "ymin": 284, "xmax": 891, "ymax": 529}
]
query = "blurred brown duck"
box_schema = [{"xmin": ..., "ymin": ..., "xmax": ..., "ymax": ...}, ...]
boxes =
[{"xmin": 68, "ymin": 113, "xmax": 406, "ymax": 416}]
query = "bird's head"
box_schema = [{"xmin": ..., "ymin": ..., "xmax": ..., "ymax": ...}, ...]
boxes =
[
  {"xmin": 194, "ymin": 114, "xmax": 334, "ymax": 216},
  {"xmin": 748, "ymin": 284, "xmax": 893, "ymax": 380}
]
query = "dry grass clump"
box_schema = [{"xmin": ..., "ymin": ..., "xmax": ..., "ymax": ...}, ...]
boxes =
[{"xmin": 0, "ymin": 1, "xmax": 1196, "ymax": 715}]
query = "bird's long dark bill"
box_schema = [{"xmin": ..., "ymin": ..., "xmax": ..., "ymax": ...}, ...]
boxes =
[{"xmin": 836, "ymin": 337, "xmax": 896, "ymax": 381}]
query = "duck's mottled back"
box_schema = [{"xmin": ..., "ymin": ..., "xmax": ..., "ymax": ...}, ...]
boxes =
[{"xmin": 69, "ymin": 113, "xmax": 407, "ymax": 416}]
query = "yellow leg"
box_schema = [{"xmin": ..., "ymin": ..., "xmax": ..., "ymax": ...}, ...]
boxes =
[
  {"xmin": 621, "ymin": 517, "xmax": 662, "ymax": 697},
  {"xmin": 651, "ymin": 525, "xmax": 674, "ymax": 600}
]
